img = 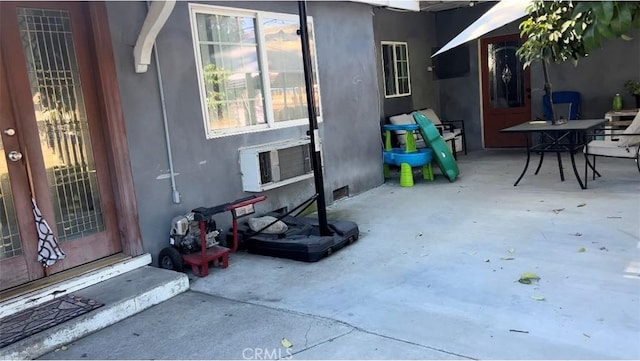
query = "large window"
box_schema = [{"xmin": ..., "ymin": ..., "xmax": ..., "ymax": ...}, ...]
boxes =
[
  {"xmin": 381, "ymin": 42, "xmax": 410, "ymax": 98},
  {"xmin": 189, "ymin": 4, "xmax": 321, "ymax": 138}
]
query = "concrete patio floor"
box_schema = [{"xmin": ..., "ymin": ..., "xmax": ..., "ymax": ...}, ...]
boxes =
[{"xmin": 41, "ymin": 149, "xmax": 640, "ymax": 360}]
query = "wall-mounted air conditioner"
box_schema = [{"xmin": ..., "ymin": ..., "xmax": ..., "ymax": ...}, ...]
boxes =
[{"xmin": 239, "ymin": 138, "xmax": 315, "ymax": 192}]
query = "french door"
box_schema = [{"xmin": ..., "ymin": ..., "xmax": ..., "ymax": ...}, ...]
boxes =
[
  {"xmin": 0, "ymin": 2, "xmax": 120, "ymax": 290},
  {"xmin": 481, "ymin": 34, "xmax": 532, "ymax": 147}
]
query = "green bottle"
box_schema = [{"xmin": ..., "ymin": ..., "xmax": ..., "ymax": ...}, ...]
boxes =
[{"xmin": 613, "ymin": 93, "xmax": 623, "ymax": 111}]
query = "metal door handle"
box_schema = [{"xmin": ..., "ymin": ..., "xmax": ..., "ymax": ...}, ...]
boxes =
[
  {"xmin": 3, "ymin": 128, "xmax": 16, "ymax": 136},
  {"xmin": 7, "ymin": 151, "xmax": 23, "ymax": 162}
]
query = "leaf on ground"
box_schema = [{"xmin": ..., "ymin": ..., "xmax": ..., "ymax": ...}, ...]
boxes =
[
  {"xmin": 530, "ymin": 295, "xmax": 545, "ymax": 301},
  {"xmin": 501, "ymin": 257, "xmax": 515, "ymax": 261},
  {"xmin": 577, "ymin": 203, "xmax": 586, "ymax": 207},
  {"xmin": 518, "ymin": 272, "xmax": 541, "ymax": 284},
  {"xmin": 61, "ymin": 346, "xmax": 68, "ymax": 351},
  {"xmin": 552, "ymin": 208, "xmax": 565, "ymax": 214},
  {"xmin": 508, "ymin": 247, "xmax": 515, "ymax": 254},
  {"xmin": 578, "ymin": 247, "xmax": 586, "ymax": 253},
  {"xmin": 583, "ymin": 333, "xmax": 591, "ymax": 338},
  {"xmin": 573, "ymin": 232, "xmax": 583, "ymax": 236},
  {"xmin": 600, "ymin": 246, "xmax": 608, "ymax": 251},
  {"xmin": 416, "ymin": 232, "xmax": 423, "ymax": 237},
  {"xmin": 281, "ymin": 337, "xmax": 293, "ymax": 348}
]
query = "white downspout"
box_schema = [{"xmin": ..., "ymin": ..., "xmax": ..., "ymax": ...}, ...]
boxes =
[{"xmin": 152, "ymin": 33, "xmax": 181, "ymax": 204}]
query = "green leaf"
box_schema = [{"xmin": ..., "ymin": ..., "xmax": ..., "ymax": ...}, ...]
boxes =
[
  {"xmin": 530, "ymin": 295, "xmax": 546, "ymax": 301},
  {"xmin": 611, "ymin": 16, "xmax": 623, "ymax": 34},
  {"xmin": 518, "ymin": 272, "xmax": 541, "ymax": 284},
  {"xmin": 618, "ymin": 4, "xmax": 633, "ymax": 31},
  {"xmin": 281, "ymin": 337, "xmax": 293, "ymax": 348},
  {"xmin": 596, "ymin": 18, "xmax": 616, "ymax": 38},
  {"xmin": 592, "ymin": 27, "xmax": 603, "ymax": 49},
  {"xmin": 573, "ymin": 2, "xmax": 592, "ymax": 17},
  {"xmin": 593, "ymin": 1, "xmax": 614, "ymax": 25},
  {"xmin": 582, "ymin": 25, "xmax": 599, "ymax": 51}
]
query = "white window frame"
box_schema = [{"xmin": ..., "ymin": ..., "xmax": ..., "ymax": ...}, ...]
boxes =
[
  {"xmin": 189, "ymin": 3, "xmax": 323, "ymax": 139},
  {"xmin": 381, "ymin": 41, "xmax": 411, "ymax": 98}
]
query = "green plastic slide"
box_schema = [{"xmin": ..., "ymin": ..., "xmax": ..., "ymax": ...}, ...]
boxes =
[{"xmin": 412, "ymin": 112, "xmax": 459, "ymax": 182}]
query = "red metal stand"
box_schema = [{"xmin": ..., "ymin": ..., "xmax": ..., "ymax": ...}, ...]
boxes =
[
  {"xmin": 181, "ymin": 221, "xmax": 230, "ymax": 277},
  {"xmin": 227, "ymin": 195, "xmax": 266, "ymax": 253},
  {"xmin": 183, "ymin": 195, "xmax": 267, "ymax": 277}
]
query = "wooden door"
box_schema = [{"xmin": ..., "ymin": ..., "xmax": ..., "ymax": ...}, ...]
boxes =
[
  {"xmin": 480, "ymin": 34, "xmax": 531, "ymax": 147},
  {"xmin": 0, "ymin": 2, "xmax": 121, "ymax": 290}
]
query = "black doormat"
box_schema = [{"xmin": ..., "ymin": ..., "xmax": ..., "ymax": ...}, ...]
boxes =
[{"xmin": 0, "ymin": 295, "xmax": 103, "ymax": 348}]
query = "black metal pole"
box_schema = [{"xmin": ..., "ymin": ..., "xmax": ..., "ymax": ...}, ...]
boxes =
[{"xmin": 298, "ymin": 0, "xmax": 330, "ymax": 236}]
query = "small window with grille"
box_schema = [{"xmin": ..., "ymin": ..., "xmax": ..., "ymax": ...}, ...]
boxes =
[{"xmin": 381, "ymin": 41, "xmax": 411, "ymax": 98}]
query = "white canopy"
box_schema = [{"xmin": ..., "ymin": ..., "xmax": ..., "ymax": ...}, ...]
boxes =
[{"xmin": 432, "ymin": 0, "xmax": 531, "ymax": 57}]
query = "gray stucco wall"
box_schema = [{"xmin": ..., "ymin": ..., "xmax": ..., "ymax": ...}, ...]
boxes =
[
  {"xmin": 529, "ymin": 29, "xmax": 640, "ymax": 119},
  {"xmin": 434, "ymin": 3, "xmax": 495, "ymax": 152},
  {"xmin": 106, "ymin": 1, "xmax": 382, "ymax": 264},
  {"xmin": 373, "ymin": 8, "xmax": 439, "ymax": 122}
]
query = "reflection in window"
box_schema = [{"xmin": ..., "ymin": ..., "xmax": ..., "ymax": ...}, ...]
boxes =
[
  {"xmin": 195, "ymin": 13, "xmax": 264, "ymax": 130},
  {"xmin": 264, "ymin": 18, "xmax": 305, "ymax": 123},
  {"xmin": 191, "ymin": 6, "xmax": 321, "ymax": 137},
  {"xmin": 381, "ymin": 42, "xmax": 410, "ymax": 97}
]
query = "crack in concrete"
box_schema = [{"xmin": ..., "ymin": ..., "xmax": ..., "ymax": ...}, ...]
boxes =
[
  {"xmin": 289, "ymin": 328, "xmax": 356, "ymax": 359},
  {"xmin": 303, "ymin": 322, "xmax": 313, "ymax": 348},
  {"xmin": 191, "ymin": 290, "xmax": 476, "ymax": 360}
]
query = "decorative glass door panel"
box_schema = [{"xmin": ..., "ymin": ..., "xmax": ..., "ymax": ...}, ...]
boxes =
[
  {"xmin": 18, "ymin": 8, "xmax": 105, "ymax": 242},
  {"xmin": 487, "ymin": 40, "xmax": 525, "ymax": 109}
]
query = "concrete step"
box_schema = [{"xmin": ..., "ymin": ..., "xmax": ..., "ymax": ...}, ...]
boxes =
[{"xmin": 1, "ymin": 264, "xmax": 189, "ymax": 360}]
